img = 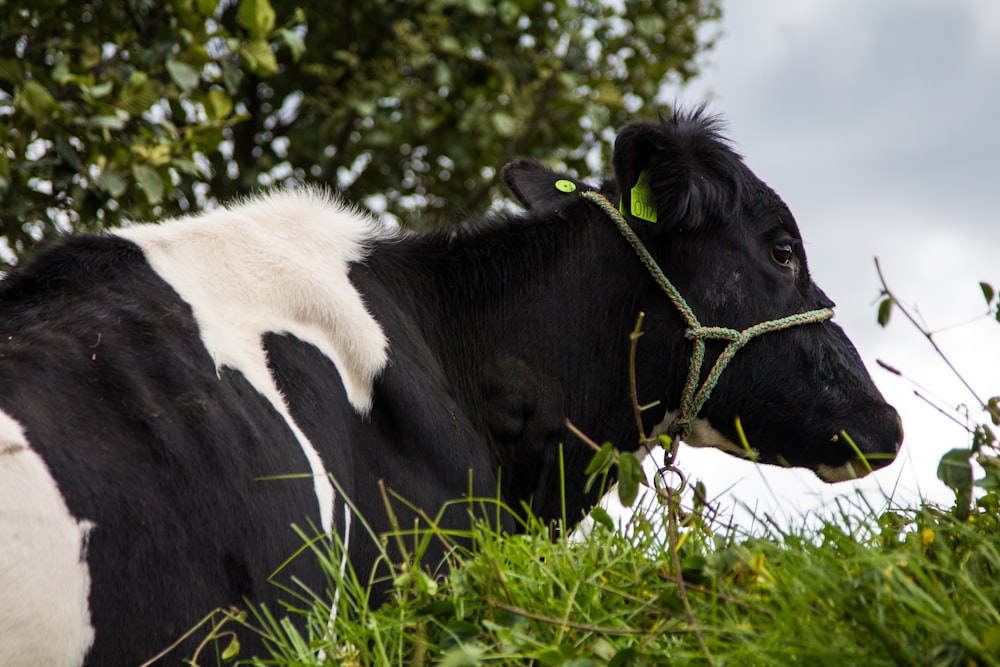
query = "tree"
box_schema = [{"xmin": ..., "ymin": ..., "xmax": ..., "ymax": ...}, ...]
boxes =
[{"xmin": 0, "ymin": 0, "xmax": 721, "ymax": 268}]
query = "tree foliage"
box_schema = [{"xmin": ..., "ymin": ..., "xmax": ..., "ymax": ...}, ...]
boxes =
[{"xmin": 0, "ymin": 0, "xmax": 721, "ymax": 267}]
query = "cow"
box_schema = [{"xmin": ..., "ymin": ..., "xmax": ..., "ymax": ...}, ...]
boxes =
[{"xmin": 0, "ymin": 109, "xmax": 902, "ymax": 666}]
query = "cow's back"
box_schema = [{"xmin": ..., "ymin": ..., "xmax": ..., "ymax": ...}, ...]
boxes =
[{"xmin": 0, "ymin": 236, "xmax": 335, "ymax": 664}]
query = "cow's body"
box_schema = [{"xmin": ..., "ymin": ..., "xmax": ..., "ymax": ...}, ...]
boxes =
[{"xmin": 0, "ymin": 111, "xmax": 902, "ymax": 665}]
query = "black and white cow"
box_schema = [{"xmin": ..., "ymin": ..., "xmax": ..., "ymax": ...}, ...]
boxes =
[{"xmin": 0, "ymin": 110, "xmax": 902, "ymax": 665}]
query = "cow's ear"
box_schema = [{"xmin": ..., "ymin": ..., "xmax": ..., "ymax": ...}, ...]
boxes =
[
  {"xmin": 612, "ymin": 121, "xmax": 670, "ymax": 228},
  {"xmin": 502, "ymin": 160, "xmax": 588, "ymax": 213},
  {"xmin": 612, "ymin": 119, "xmax": 726, "ymax": 233}
]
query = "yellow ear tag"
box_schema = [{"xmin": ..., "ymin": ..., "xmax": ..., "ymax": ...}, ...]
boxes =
[
  {"xmin": 624, "ymin": 171, "xmax": 657, "ymax": 223},
  {"xmin": 554, "ymin": 179, "xmax": 577, "ymax": 193}
]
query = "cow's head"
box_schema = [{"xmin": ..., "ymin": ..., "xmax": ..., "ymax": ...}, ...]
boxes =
[
  {"xmin": 612, "ymin": 112, "xmax": 902, "ymax": 481},
  {"xmin": 508, "ymin": 110, "xmax": 903, "ymax": 481}
]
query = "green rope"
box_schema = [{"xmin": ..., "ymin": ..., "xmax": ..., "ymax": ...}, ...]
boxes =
[{"xmin": 580, "ymin": 190, "xmax": 834, "ymax": 440}]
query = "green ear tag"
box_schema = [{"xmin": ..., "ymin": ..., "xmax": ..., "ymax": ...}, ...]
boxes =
[
  {"xmin": 626, "ymin": 171, "xmax": 657, "ymax": 223},
  {"xmin": 554, "ymin": 179, "xmax": 577, "ymax": 193}
]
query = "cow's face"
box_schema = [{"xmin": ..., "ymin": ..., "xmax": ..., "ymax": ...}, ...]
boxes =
[{"xmin": 613, "ymin": 114, "xmax": 902, "ymax": 481}]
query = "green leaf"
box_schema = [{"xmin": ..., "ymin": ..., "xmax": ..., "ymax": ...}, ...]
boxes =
[
  {"xmin": 417, "ymin": 600, "xmax": 456, "ymax": 618},
  {"xmin": 195, "ymin": 0, "xmax": 219, "ymax": 16},
  {"xmin": 220, "ymin": 636, "xmax": 240, "ymax": 661},
  {"xmin": 213, "ymin": 62, "xmax": 240, "ymax": 96},
  {"xmin": 206, "ymin": 89, "xmax": 233, "ymax": 120},
  {"xmin": 490, "ymin": 111, "xmax": 517, "ymax": 137},
  {"xmin": 937, "ymin": 448, "xmax": 973, "ymax": 493},
  {"xmin": 590, "ymin": 506, "xmax": 615, "ymax": 532},
  {"xmin": 617, "ymin": 451, "xmax": 642, "ymax": 507},
  {"xmin": 988, "ymin": 397, "xmax": 1000, "ymax": 426},
  {"xmin": 87, "ymin": 113, "xmax": 128, "ymax": 130},
  {"xmin": 681, "ymin": 555, "xmax": 708, "ymax": 583},
  {"xmin": 981, "ymin": 281, "xmax": 995, "ymax": 305},
  {"xmin": 238, "ymin": 0, "xmax": 276, "ymax": 39},
  {"xmin": 97, "ymin": 171, "xmax": 128, "ymax": 197},
  {"xmin": 280, "ymin": 29, "xmax": 306, "ymax": 62},
  {"xmin": 977, "ymin": 456, "xmax": 1000, "ymax": 491},
  {"xmin": 0, "ymin": 57, "xmax": 22, "ymax": 85},
  {"xmin": 55, "ymin": 136, "xmax": 83, "ymax": 171},
  {"xmin": 608, "ymin": 647, "xmax": 640, "ymax": 667},
  {"xmin": 584, "ymin": 443, "xmax": 615, "ymax": 476},
  {"xmin": 465, "ymin": 0, "xmax": 491, "ymax": 16},
  {"xmin": 241, "ymin": 40, "xmax": 278, "ymax": 77},
  {"xmin": 585, "ymin": 442, "xmax": 616, "ymax": 495},
  {"xmin": 171, "ymin": 157, "xmax": 202, "ymax": 177},
  {"xmin": 877, "ymin": 296, "xmax": 894, "ymax": 327},
  {"xmin": 437, "ymin": 642, "xmax": 486, "ymax": 667},
  {"xmin": 80, "ymin": 43, "xmax": 102, "ymax": 70},
  {"xmin": 118, "ymin": 78, "xmax": 160, "ymax": 116},
  {"xmin": 635, "ymin": 15, "xmax": 668, "ymax": 37},
  {"xmin": 439, "ymin": 620, "xmax": 481, "ymax": 650},
  {"xmin": 166, "ymin": 58, "xmax": 200, "ymax": 92},
  {"xmin": 51, "ymin": 60, "xmax": 72, "ymax": 85},
  {"xmin": 561, "ymin": 659, "xmax": 599, "ymax": 667},
  {"xmin": 536, "ymin": 646, "xmax": 574, "ymax": 665},
  {"xmin": 983, "ymin": 622, "xmax": 1000, "ymax": 656},
  {"xmin": 974, "ymin": 424, "xmax": 995, "ymax": 450},
  {"xmin": 88, "ymin": 80, "xmax": 114, "ymax": 99},
  {"xmin": 132, "ymin": 164, "xmax": 164, "ymax": 205},
  {"xmin": 17, "ymin": 80, "xmax": 56, "ymax": 119}
]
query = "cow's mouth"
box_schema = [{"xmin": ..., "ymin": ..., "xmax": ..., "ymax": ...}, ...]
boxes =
[{"xmin": 814, "ymin": 458, "xmax": 873, "ymax": 483}]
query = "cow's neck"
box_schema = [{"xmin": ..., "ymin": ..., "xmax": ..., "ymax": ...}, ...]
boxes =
[{"xmin": 367, "ymin": 213, "xmax": 679, "ymax": 523}]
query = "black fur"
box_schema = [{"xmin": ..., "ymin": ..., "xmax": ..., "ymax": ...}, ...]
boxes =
[{"xmin": 0, "ymin": 109, "xmax": 901, "ymax": 666}]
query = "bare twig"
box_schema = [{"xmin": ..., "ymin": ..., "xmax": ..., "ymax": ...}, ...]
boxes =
[
  {"xmin": 625, "ymin": 316, "xmax": 713, "ymax": 663},
  {"xmin": 138, "ymin": 607, "xmax": 253, "ymax": 667},
  {"xmin": 565, "ymin": 419, "xmax": 603, "ymax": 453},
  {"xmin": 875, "ymin": 257, "xmax": 987, "ymax": 409},
  {"xmin": 665, "ymin": 484, "xmax": 714, "ymax": 663}
]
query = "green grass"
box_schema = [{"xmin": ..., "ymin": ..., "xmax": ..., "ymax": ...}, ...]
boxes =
[{"xmin": 188, "ymin": 485, "xmax": 1000, "ymax": 667}]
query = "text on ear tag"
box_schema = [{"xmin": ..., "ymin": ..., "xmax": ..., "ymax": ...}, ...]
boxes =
[{"xmin": 628, "ymin": 171, "xmax": 657, "ymax": 223}]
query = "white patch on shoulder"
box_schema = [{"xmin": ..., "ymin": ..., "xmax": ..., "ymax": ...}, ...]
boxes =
[
  {"xmin": 0, "ymin": 410, "xmax": 95, "ymax": 667},
  {"xmin": 116, "ymin": 188, "xmax": 390, "ymax": 533}
]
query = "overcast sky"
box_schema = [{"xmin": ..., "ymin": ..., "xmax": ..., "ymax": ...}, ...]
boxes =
[{"xmin": 631, "ymin": 0, "xmax": 1000, "ymax": 527}]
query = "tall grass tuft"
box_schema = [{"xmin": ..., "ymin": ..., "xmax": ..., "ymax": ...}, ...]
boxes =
[{"xmin": 188, "ymin": 484, "xmax": 1000, "ymax": 666}]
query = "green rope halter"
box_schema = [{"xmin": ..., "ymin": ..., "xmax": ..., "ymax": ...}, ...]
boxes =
[{"xmin": 580, "ymin": 189, "xmax": 835, "ymax": 441}]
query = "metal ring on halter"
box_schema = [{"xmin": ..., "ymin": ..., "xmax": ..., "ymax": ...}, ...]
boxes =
[{"xmin": 654, "ymin": 464, "xmax": 687, "ymax": 496}]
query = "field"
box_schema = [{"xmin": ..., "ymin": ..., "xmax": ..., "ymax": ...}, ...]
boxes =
[{"xmin": 174, "ymin": 448, "xmax": 1000, "ymax": 667}]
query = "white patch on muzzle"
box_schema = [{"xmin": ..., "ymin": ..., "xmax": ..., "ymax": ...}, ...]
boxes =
[
  {"xmin": 0, "ymin": 410, "xmax": 95, "ymax": 667},
  {"xmin": 815, "ymin": 460, "xmax": 868, "ymax": 483},
  {"xmin": 654, "ymin": 411, "xmax": 760, "ymax": 460}
]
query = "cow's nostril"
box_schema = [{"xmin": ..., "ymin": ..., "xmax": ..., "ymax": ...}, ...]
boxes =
[{"xmin": 864, "ymin": 405, "xmax": 904, "ymax": 470}]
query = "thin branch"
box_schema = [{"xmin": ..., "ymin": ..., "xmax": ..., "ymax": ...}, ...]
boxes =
[
  {"xmin": 665, "ymin": 484, "xmax": 714, "ymax": 663},
  {"xmin": 625, "ymin": 315, "xmax": 713, "ymax": 662},
  {"xmin": 565, "ymin": 419, "xmax": 603, "ymax": 453},
  {"xmin": 913, "ymin": 391, "xmax": 974, "ymax": 433},
  {"xmin": 629, "ymin": 311, "xmax": 650, "ymax": 445},
  {"xmin": 875, "ymin": 257, "xmax": 987, "ymax": 409}
]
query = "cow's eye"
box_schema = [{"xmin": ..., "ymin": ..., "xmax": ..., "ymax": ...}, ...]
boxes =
[{"xmin": 771, "ymin": 243, "xmax": 794, "ymax": 267}]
